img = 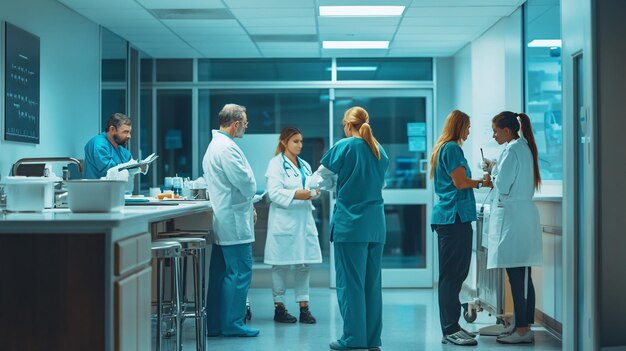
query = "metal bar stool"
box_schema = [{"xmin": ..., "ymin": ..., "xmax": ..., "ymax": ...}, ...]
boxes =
[
  {"xmin": 157, "ymin": 237, "xmax": 207, "ymax": 351},
  {"xmin": 151, "ymin": 241, "xmax": 183, "ymax": 351}
]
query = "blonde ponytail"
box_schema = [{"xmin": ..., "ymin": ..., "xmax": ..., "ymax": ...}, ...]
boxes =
[
  {"xmin": 344, "ymin": 107, "xmax": 381, "ymax": 160},
  {"xmin": 359, "ymin": 123, "xmax": 381, "ymax": 160}
]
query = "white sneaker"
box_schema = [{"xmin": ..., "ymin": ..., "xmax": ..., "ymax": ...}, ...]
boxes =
[
  {"xmin": 496, "ymin": 330, "xmax": 534, "ymax": 344},
  {"xmin": 442, "ymin": 331, "xmax": 478, "ymax": 346},
  {"xmin": 460, "ymin": 327, "xmax": 477, "ymax": 339}
]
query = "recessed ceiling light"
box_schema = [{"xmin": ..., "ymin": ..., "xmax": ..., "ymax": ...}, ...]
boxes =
[
  {"xmin": 319, "ymin": 6, "xmax": 405, "ymax": 17},
  {"xmin": 527, "ymin": 39, "xmax": 562, "ymax": 47},
  {"xmin": 323, "ymin": 41, "xmax": 389, "ymax": 49},
  {"xmin": 326, "ymin": 66, "xmax": 378, "ymax": 72}
]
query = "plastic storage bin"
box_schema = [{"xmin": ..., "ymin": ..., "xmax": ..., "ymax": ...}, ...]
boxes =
[
  {"xmin": 1, "ymin": 176, "xmax": 55, "ymax": 212},
  {"xmin": 66, "ymin": 179, "xmax": 126, "ymax": 213}
]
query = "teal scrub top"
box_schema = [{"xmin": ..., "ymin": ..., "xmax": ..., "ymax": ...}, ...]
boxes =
[
  {"xmin": 84, "ymin": 132, "xmax": 132, "ymax": 179},
  {"xmin": 321, "ymin": 138, "xmax": 389, "ymax": 243},
  {"xmin": 431, "ymin": 142, "xmax": 477, "ymax": 225}
]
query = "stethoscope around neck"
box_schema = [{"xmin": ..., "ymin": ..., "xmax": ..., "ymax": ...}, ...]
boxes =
[{"xmin": 281, "ymin": 153, "xmax": 311, "ymax": 178}]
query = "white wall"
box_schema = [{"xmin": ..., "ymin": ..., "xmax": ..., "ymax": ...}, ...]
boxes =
[{"xmin": 0, "ymin": 0, "xmax": 100, "ymax": 177}]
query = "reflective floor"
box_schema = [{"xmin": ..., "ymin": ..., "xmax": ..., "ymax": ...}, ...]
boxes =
[{"xmin": 156, "ymin": 288, "xmax": 562, "ymax": 351}]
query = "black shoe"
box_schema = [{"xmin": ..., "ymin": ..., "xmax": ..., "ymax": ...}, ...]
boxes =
[
  {"xmin": 299, "ymin": 306, "xmax": 317, "ymax": 324},
  {"xmin": 274, "ymin": 304, "xmax": 297, "ymax": 323}
]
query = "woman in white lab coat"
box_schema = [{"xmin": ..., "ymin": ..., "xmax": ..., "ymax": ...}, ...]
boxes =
[
  {"xmin": 264, "ymin": 127, "xmax": 322, "ymax": 324},
  {"xmin": 484, "ymin": 111, "xmax": 543, "ymax": 344}
]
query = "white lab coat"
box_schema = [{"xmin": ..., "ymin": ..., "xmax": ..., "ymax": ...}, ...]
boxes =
[
  {"xmin": 203, "ymin": 130, "xmax": 257, "ymax": 246},
  {"xmin": 264, "ymin": 154, "xmax": 322, "ymax": 265},
  {"xmin": 487, "ymin": 138, "xmax": 543, "ymax": 269}
]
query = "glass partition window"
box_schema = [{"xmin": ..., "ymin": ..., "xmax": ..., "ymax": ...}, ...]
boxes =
[
  {"xmin": 156, "ymin": 90, "xmax": 192, "ymax": 180},
  {"xmin": 198, "ymin": 59, "xmax": 332, "ymax": 81},
  {"xmin": 333, "ymin": 93, "xmax": 429, "ymax": 189},
  {"xmin": 335, "ymin": 58, "xmax": 433, "ymax": 81},
  {"xmin": 383, "ymin": 204, "xmax": 427, "ymax": 268},
  {"xmin": 524, "ymin": 0, "xmax": 562, "ymax": 180},
  {"xmin": 155, "ymin": 59, "xmax": 193, "ymax": 82}
]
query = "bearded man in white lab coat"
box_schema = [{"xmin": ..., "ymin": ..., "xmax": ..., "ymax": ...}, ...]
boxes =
[{"xmin": 203, "ymin": 103, "xmax": 259, "ymax": 337}]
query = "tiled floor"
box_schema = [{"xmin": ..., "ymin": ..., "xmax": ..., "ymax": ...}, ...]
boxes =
[{"xmin": 156, "ymin": 288, "xmax": 562, "ymax": 350}]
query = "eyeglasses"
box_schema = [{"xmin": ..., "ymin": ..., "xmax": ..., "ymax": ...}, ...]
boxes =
[{"xmin": 239, "ymin": 120, "xmax": 249, "ymax": 127}]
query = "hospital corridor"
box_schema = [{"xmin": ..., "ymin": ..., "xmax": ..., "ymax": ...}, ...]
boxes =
[{"xmin": 1, "ymin": 0, "xmax": 625, "ymax": 350}]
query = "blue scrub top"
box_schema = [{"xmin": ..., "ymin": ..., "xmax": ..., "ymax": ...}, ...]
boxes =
[
  {"xmin": 431, "ymin": 142, "xmax": 477, "ymax": 225},
  {"xmin": 321, "ymin": 138, "xmax": 389, "ymax": 243},
  {"xmin": 83, "ymin": 132, "xmax": 132, "ymax": 179}
]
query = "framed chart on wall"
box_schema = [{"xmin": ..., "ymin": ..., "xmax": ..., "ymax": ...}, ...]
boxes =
[{"xmin": 4, "ymin": 22, "xmax": 40, "ymax": 144}]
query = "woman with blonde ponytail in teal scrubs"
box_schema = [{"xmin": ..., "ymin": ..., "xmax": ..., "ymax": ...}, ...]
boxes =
[{"xmin": 310, "ymin": 106, "xmax": 389, "ymax": 351}]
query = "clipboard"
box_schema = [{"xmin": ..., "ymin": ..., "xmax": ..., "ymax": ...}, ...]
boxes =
[{"xmin": 118, "ymin": 153, "xmax": 159, "ymax": 171}]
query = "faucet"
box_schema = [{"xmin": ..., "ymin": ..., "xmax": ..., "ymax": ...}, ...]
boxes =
[{"xmin": 12, "ymin": 157, "xmax": 83, "ymax": 180}]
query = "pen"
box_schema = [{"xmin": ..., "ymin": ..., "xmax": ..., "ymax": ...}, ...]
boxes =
[{"xmin": 480, "ymin": 148, "xmax": 485, "ymax": 162}]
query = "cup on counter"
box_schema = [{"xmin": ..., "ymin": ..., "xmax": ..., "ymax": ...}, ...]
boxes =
[
  {"xmin": 149, "ymin": 187, "xmax": 161, "ymax": 197},
  {"xmin": 164, "ymin": 177, "xmax": 173, "ymax": 191}
]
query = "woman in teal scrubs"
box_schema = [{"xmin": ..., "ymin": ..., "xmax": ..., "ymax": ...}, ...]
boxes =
[
  {"xmin": 430, "ymin": 110, "xmax": 491, "ymax": 346},
  {"xmin": 314, "ymin": 106, "xmax": 389, "ymax": 351}
]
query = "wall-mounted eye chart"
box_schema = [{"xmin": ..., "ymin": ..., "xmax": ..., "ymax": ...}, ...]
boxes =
[{"xmin": 4, "ymin": 22, "xmax": 40, "ymax": 144}]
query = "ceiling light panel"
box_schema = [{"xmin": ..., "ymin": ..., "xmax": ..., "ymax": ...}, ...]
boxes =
[
  {"xmin": 318, "ymin": 17, "xmax": 401, "ymax": 27},
  {"xmin": 319, "ymin": 6, "xmax": 405, "ymax": 17},
  {"xmin": 322, "ymin": 41, "xmax": 389, "ymax": 49},
  {"xmin": 527, "ymin": 39, "xmax": 562, "ymax": 47},
  {"xmin": 319, "ymin": 25, "xmax": 398, "ymax": 36}
]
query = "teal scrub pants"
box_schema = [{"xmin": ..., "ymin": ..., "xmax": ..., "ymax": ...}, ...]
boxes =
[
  {"xmin": 206, "ymin": 243, "xmax": 255, "ymax": 336},
  {"xmin": 334, "ymin": 242, "xmax": 384, "ymax": 348}
]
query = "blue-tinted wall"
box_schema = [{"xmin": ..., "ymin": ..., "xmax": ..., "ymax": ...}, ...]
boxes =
[{"xmin": 0, "ymin": 0, "xmax": 100, "ymax": 177}]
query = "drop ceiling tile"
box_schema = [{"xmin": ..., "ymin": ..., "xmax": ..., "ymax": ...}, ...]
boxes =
[
  {"xmin": 168, "ymin": 24, "xmax": 248, "ymax": 36},
  {"xmin": 317, "ymin": 0, "xmax": 412, "ymax": 6},
  {"xmin": 246, "ymin": 26, "xmax": 317, "ymax": 35},
  {"xmin": 224, "ymin": 0, "xmax": 314, "ymax": 8},
  {"xmin": 75, "ymin": 8, "xmax": 156, "ymax": 23},
  {"xmin": 256, "ymin": 42, "xmax": 319, "ymax": 51},
  {"xmin": 229, "ymin": 8, "xmax": 315, "ymax": 19},
  {"xmin": 59, "ymin": 0, "xmax": 142, "ymax": 9},
  {"xmin": 396, "ymin": 25, "xmax": 482, "ymax": 35},
  {"xmin": 401, "ymin": 16, "xmax": 499, "ymax": 26},
  {"xmin": 238, "ymin": 17, "xmax": 316, "ymax": 27},
  {"xmin": 391, "ymin": 40, "xmax": 466, "ymax": 49},
  {"xmin": 182, "ymin": 34, "xmax": 253, "ymax": 44},
  {"xmin": 319, "ymin": 34, "xmax": 393, "ymax": 41},
  {"xmin": 137, "ymin": 0, "xmax": 225, "ymax": 9},
  {"xmin": 162, "ymin": 19, "xmax": 241, "ymax": 28},
  {"xmin": 410, "ymin": 0, "xmax": 522, "ymax": 6},
  {"xmin": 405, "ymin": 6, "xmax": 515, "ymax": 17},
  {"xmin": 394, "ymin": 33, "xmax": 473, "ymax": 41}
]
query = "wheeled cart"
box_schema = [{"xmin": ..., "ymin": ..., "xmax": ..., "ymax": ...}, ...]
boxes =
[{"xmin": 462, "ymin": 206, "xmax": 511, "ymax": 336}]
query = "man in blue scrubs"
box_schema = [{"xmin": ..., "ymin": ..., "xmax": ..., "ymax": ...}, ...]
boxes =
[{"xmin": 83, "ymin": 113, "xmax": 133, "ymax": 179}]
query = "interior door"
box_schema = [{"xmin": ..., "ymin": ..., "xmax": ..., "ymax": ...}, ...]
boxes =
[{"xmin": 330, "ymin": 89, "xmax": 434, "ymax": 287}]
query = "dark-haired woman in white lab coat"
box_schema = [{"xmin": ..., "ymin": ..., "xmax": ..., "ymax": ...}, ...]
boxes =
[
  {"xmin": 264, "ymin": 127, "xmax": 322, "ymax": 324},
  {"xmin": 483, "ymin": 111, "xmax": 543, "ymax": 344}
]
